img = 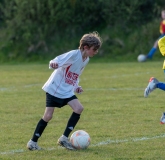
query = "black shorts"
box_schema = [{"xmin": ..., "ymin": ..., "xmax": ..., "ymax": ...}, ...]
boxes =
[{"xmin": 46, "ymin": 92, "xmax": 78, "ymax": 108}]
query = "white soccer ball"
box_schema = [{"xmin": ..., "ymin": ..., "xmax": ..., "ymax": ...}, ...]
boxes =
[
  {"xmin": 137, "ymin": 54, "xmax": 147, "ymax": 62},
  {"xmin": 70, "ymin": 130, "xmax": 91, "ymax": 149}
]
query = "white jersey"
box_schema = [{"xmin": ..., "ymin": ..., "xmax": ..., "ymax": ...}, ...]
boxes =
[{"xmin": 42, "ymin": 49, "xmax": 89, "ymax": 98}]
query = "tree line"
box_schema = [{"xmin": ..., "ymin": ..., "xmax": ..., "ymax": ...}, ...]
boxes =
[{"xmin": 0, "ymin": 0, "xmax": 164, "ymax": 61}]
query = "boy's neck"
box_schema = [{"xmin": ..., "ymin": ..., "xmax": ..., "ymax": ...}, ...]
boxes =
[{"xmin": 80, "ymin": 49, "xmax": 88, "ymax": 61}]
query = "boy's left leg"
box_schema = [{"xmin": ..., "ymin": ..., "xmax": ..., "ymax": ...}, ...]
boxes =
[{"xmin": 57, "ymin": 99, "xmax": 84, "ymax": 150}]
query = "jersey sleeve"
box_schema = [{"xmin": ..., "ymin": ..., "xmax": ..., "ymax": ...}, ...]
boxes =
[
  {"xmin": 158, "ymin": 36, "xmax": 165, "ymax": 56},
  {"xmin": 50, "ymin": 50, "xmax": 78, "ymax": 68}
]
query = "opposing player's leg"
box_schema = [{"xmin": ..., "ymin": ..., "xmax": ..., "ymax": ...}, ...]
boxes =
[
  {"xmin": 57, "ymin": 99, "xmax": 84, "ymax": 150},
  {"xmin": 160, "ymin": 112, "xmax": 165, "ymax": 124},
  {"xmin": 144, "ymin": 77, "xmax": 159, "ymax": 97}
]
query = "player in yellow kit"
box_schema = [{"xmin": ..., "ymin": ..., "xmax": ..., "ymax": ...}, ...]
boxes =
[
  {"xmin": 144, "ymin": 36, "xmax": 165, "ymax": 124},
  {"xmin": 146, "ymin": 9, "xmax": 165, "ymax": 59}
]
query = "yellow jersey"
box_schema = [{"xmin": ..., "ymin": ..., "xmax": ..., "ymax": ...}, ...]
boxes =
[{"xmin": 158, "ymin": 36, "xmax": 165, "ymax": 69}]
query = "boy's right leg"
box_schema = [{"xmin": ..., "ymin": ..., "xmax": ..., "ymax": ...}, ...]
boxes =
[
  {"xmin": 27, "ymin": 118, "xmax": 48, "ymax": 150},
  {"xmin": 27, "ymin": 107, "xmax": 54, "ymax": 150},
  {"xmin": 27, "ymin": 139, "xmax": 42, "ymax": 151}
]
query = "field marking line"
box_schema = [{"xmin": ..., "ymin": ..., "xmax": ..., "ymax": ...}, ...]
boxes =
[
  {"xmin": 0, "ymin": 86, "xmax": 144, "ymax": 92},
  {"xmin": 86, "ymin": 72, "xmax": 151, "ymax": 79},
  {"xmin": 91, "ymin": 133, "xmax": 165, "ymax": 147},
  {"xmin": 0, "ymin": 84, "xmax": 42, "ymax": 92},
  {"xmin": 1, "ymin": 134, "xmax": 165, "ymax": 155},
  {"xmin": 0, "ymin": 71, "xmax": 152, "ymax": 90},
  {"xmin": 86, "ymin": 88, "xmax": 143, "ymax": 91}
]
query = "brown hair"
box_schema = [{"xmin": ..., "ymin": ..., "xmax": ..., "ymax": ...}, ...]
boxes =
[{"xmin": 79, "ymin": 31, "xmax": 102, "ymax": 50}]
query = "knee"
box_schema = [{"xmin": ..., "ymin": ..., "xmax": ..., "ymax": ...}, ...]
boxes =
[
  {"xmin": 74, "ymin": 105, "xmax": 84, "ymax": 114},
  {"xmin": 43, "ymin": 114, "xmax": 53, "ymax": 122}
]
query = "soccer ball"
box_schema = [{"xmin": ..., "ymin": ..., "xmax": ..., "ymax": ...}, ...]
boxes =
[
  {"xmin": 70, "ymin": 130, "xmax": 91, "ymax": 149},
  {"xmin": 137, "ymin": 54, "xmax": 147, "ymax": 62}
]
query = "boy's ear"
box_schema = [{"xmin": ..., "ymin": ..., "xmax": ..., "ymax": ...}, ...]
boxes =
[{"xmin": 84, "ymin": 45, "xmax": 89, "ymax": 50}]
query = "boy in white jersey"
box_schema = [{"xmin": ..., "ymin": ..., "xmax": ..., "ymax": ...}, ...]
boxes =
[{"xmin": 27, "ymin": 31, "xmax": 102, "ymax": 150}]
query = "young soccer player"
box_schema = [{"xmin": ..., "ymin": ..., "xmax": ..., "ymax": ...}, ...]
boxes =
[
  {"xmin": 26, "ymin": 31, "xmax": 102, "ymax": 150},
  {"xmin": 144, "ymin": 36, "xmax": 165, "ymax": 124},
  {"xmin": 146, "ymin": 9, "xmax": 165, "ymax": 59}
]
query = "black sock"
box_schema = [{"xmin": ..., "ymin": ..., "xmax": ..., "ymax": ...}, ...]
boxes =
[
  {"xmin": 63, "ymin": 112, "xmax": 80, "ymax": 137},
  {"xmin": 31, "ymin": 119, "xmax": 48, "ymax": 142}
]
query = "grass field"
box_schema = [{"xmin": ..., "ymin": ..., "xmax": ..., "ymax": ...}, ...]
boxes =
[{"xmin": 1, "ymin": 61, "xmax": 165, "ymax": 160}]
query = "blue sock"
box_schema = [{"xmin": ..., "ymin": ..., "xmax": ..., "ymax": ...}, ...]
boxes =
[
  {"xmin": 157, "ymin": 83, "xmax": 165, "ymax": 91},
  {"xmin": 147, "ymin": 48, "xmax": 156, "ymax": 59}
]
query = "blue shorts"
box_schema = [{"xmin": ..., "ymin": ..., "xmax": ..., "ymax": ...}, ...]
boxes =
[{"xmin": 46, "ymin": 92, "xmax": 77, "ymax": 108}]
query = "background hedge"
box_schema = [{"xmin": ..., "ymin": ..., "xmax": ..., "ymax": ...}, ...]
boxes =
[{"xmin": 0, "ymin": 0, "xmax": 164, "ymax": 62}]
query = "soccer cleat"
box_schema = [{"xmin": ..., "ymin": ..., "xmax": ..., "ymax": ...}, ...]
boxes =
[
  {"xmin": 144, "ymin": 77, "xmax": 159, "ymax": 97},
  {"xmin": 57, "ymin": 135, "xmax": 76, "ymax": 150},
  {"xmin": 160, "ymin": 112, "xmax": 165, "ymax": 124},
  {"xmin": 27, "ymin": 139, "xmax": 42, "ymax": 151}
]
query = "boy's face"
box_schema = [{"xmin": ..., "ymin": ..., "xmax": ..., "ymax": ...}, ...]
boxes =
[
  {"xmin": 84, "ymin": 46, "xmax": 98, "ymax": 57},
  {"xmin": 161, "ymin": 11, "xmax": 165, "ymax": 19}
]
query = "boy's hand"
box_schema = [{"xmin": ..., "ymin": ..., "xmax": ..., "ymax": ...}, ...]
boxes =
[
  {"xmin": 49, "ymin": 61, "xmax": 59, "ymax": 69},
  {"xmin": 75, "ymin": 87, "xmax": 83, "ymax": 94}
]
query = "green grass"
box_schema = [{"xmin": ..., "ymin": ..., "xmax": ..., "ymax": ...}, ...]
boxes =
[{"xmin": 0, "ymin": 61, "xmax": 165, "ymax": 160}]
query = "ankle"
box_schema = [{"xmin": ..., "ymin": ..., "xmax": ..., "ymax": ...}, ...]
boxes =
[{"xmin": 61, "ymin": 135, "xmax": 68, "ymax": 139}]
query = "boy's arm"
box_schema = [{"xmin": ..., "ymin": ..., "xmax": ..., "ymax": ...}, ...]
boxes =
[
  {"xmin": 158, "ymin": 36, "xmax": 165, "ymax": 56},
  {"xmin": 49, "ymin": 61, "xmax": 58, "ymax": 69},
  {"xmin": 49, "ymin": 51, "xmax": 77, "ymax": 69},
  {"xmin": 49, "ymin": 56, "xmax": 70, "ymax": 69},
  {"xmin": 74, "ymin": 81, "xmax": 83, "ymax": 94}
]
